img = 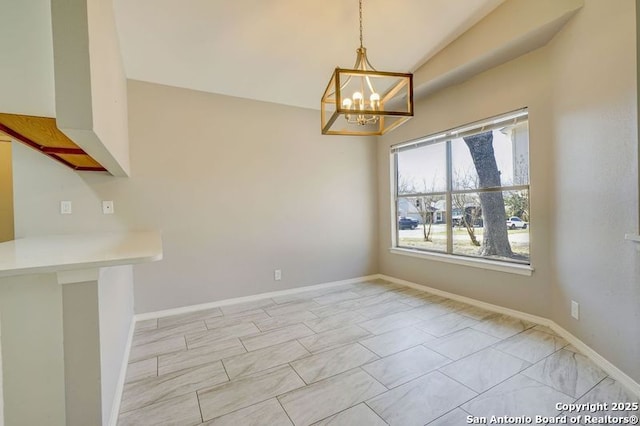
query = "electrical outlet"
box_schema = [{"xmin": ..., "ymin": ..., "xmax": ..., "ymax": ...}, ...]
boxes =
[
  {"xmin": 274, "ymin": 269, "xmax": 282, "ymax": 281},
  {"xmin": 60, "ymin": 201, "xmax": 72, "ymax": 215},
  {"xmin": 102, "ymin": 200, "xmax": 114, "ymax": 215},
  {"xmin": 571, "ymin": 300, "xmax": 579, "ymax": 320}
]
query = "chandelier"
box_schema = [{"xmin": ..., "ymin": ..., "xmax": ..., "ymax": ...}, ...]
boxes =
[{"xmin": 321, "ymin": 0, "xmax": 413, "ymax": 136}]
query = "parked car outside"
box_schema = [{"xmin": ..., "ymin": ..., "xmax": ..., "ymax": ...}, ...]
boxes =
[
  {"xmin": 398, "ymin": 217, "xmax": 419, "ymax": 230},
  {"xmin": 506, "ymin": 216, "xmax": 528, "ymax": 229}
]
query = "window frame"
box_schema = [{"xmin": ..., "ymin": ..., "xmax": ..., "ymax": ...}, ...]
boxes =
[{"xmin": 390, "ymin": 108, "xmax": 533, "ymax": 274}]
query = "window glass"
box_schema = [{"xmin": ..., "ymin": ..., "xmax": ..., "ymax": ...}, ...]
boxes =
[
  {"xmin": 392, "ymin": 110, "xmax": 530, "ymax": 265},
  {"xmin": 397, "ymin": 143, "xmax": 447, "ymax": 195},
  {"xmin": 451, "ymin": 122, "xmax": 529, "ymax": 190},
  {"xmin": 396, "ymin": 195, "xmax": 447, "ymax": 253}
]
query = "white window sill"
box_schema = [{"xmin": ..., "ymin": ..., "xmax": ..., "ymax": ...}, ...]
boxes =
[{"xmin": 389, "ymin": 247, "xmax": 534, "ymax": 276}]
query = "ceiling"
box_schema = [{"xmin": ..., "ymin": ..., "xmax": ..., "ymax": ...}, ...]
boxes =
[{"xmin": 113, "ymin": 0, "xmax": 504, "ymax": 110}]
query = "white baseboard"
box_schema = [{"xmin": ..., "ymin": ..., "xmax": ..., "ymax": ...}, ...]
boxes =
[
  {"xmin": 379, "ymin": 274, "xmax": 640, "ymax": 398},
  {"xmin": 548, "ymin": 324, "xmax": 640, "ymax": 397},
  {"xmin": 107, "ymin": 317, "xmax": 136, "ymax": 426},
  {"xmin": 125, "ymin": 272, "xmax": 639, "ymax": 400},
  {"xmin": 134, "ymin": 274, "xmax": 380, "ymax": 321},
  {"xmin": 380, "ymin": 274, "xmax": 551, "ymax": 326}
]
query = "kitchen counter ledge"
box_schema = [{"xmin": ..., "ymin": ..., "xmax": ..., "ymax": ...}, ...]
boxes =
[{"xmin": 0, "ymin": 231, "xmax": 162, "ymax": 278}]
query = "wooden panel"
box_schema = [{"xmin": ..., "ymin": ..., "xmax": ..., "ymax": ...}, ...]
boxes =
[
  {"xmin": 55, "ymin": 154, "xmax": 103, "ymax": 169},
  {"xmin": 0, "ymin": 113, "xmax": 78, "ymax": 149},
  {"xmin": 0, "ymin": 141, "xmax": 14, "ymax": 242},
  {"xmin": 0, "ymin": 113, "xmax": 106, "ymax": 172}
]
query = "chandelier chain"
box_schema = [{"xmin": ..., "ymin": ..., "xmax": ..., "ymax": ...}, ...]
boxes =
[
  {"xmin": 320, "ymin": 0, "xmax": 413, "ymax": 135},
  {"xmin": 359, "ymin": 0, "xmax": 363, "ymax": 48}
]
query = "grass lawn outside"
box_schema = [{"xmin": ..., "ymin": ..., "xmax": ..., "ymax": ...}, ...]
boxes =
[{"xmin": 398, "ymin": 225, "xmax": 529, "ymax": 261}]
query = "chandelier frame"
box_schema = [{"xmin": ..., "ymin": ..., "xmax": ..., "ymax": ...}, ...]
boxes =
[{"xmin": 320, "ymin": 0, "xmax": 414, "ymax": 136}]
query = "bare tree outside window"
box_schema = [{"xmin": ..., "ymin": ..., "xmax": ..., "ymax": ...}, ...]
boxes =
[
  {"xmin": 463, "ymin": 131, "xmax": 513, "ymax": 258},
  {"xmin": 451, "ymin": 171, "xmax": 480, "ymax": 247},
  {"xmin": 393, "ymin": 109, "xmax": 530, "ymax": 264},
  {"xmin": 413, "ymin": 179, "xmax": 440, "ymax": 242}
]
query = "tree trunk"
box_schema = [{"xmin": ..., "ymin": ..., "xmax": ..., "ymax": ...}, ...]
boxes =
[
  {"xmin": 461, "ymin": 216, "xmax": 481, "ymax": 246},
  {"xmin": 423, "ymin": 215, "xmax": 433, "ymax": 242},
  {"xmin": 463, "ymin": 132, "xmax": 513, "ymax": 257}
]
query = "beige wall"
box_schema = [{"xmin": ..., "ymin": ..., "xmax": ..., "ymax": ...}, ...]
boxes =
[
  {"xmin": 0, "ymin": 274, "xmax": 67, "ymax": 426},
  {"xmin": 86, "ymin": 0, "xmax": 130, "ymax": 174},
  {"xmin": 0, "ymin": 142, "xmax": 13, "ymax": 243},
  {"xmin": 13, "ymin": 80, "xmax": 379, "ymax": 313},
  {"xmin": 549, "ymin": 0, "xmax": 639, "ymax": 382},
  {"xmin": 379, "ymin": 47, "xmax": 554, "ymax": 317},
  {"xmin": 0, "ymin": 0, "xmax": 55, "ymax": 117},
  {"xmin": 62, "ymin": 281, "xmax": 102, "ymax": 426},
  {"xmin": 51, "ymin": 0, "xmax": 130, "ymax": 176},
  {"xmin": 378, "ymin": 0, "xmax": 639, "ymax": 382},
  {"xmin": 98, "ymin": 265, "xmax": 134, "ymax": 426},
  {"xmin": 0, "ymin": 269, "xmax": 131, "ymax": 426}
]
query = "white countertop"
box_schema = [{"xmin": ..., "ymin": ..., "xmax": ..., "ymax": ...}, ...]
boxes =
[{"xmin": 0, "ymin": 231, "xmax": 163, "ymax": 278}]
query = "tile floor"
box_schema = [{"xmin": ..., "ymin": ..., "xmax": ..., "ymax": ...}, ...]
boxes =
[{"xmin": 118, "ymin": 280, "xmax": 639, "ymax": 426}]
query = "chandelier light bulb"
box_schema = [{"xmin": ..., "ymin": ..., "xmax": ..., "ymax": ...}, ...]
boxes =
[
  {"xmin": 370, "ymin": 93, "xmax": 380, "ymax": 110},
  {"xmin": 320, "ymin": 0, "xmax": 413, "ymax": 135},
  {"xmin": 352, "ymin": 92, "xmax": 364, "ymax": 110}
]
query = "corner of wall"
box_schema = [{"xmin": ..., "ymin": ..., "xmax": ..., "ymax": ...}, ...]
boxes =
[
  {"xmin": 547, "ymin": 0, "xmax": 640, "ymax": 383},
  {"xmin": 51, "ymin": 0, "xmax": 130, "ymax": 177},
  {"xmin": 98, "ymin": 265, "xmax": 134, "ymax": 426}
]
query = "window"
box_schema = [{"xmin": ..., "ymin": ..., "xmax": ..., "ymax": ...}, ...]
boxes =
[{"xmin": 392, "ymin": 109, "xmax": 530, "ymax": 265}]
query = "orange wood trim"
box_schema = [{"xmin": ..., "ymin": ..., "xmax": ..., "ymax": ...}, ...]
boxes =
[
  {"xmin": 0, "ymin": 124, "xmax": 84, "ymax": 154},
  {"xmin": 0, "ymin": 122, "xmax": 45, "ymax": 151},
  {"xmin": 46, "ymin": 153, "xmax": 82, "ymax": 170},
  {"xmin": 0, "ymin": 122, "xmax": 106, "ymax": 172},
  {"xmin": 74, "ymin": 166, "xmax": 107, "ymax": 172},
  {"xmin": 41, "ymin": 146, "xmax": 86, "ymax": 155}
]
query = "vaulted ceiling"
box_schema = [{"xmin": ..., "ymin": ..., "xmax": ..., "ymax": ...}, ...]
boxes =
[{"xmin": 113, "ymin": 0, "xmax": 505, "ymax": 110}]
